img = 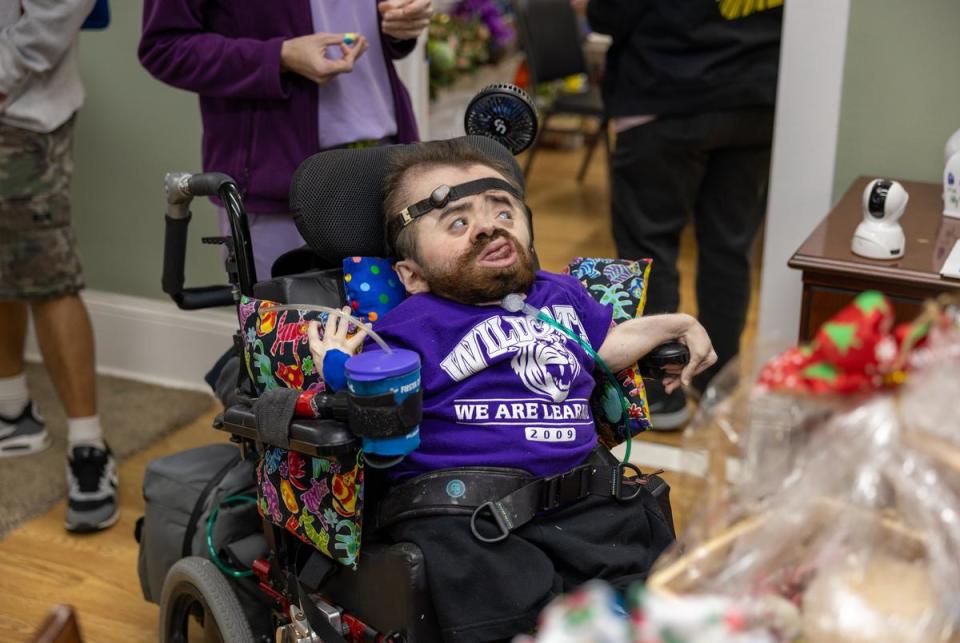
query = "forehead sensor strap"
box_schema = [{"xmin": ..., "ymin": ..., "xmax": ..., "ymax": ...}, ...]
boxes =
[{"xmin": 396, "ymin": 177, "xmax": 523, "ymax": 228}]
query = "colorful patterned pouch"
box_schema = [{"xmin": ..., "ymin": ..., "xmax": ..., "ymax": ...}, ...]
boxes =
[
  {"xmin": 565, "ymin": 257, "xmax": 653, "ymax": 445},
  {"xmin": 238, "ymin": 296, "xmax": 364, "ymax": 566},
  {"xmin": 256, "ymin": 446, "xmax": 364, "ymax": 568},
  {"xmin": 238, "ymin": 295, "xmax": 329, "ymax": 395}
]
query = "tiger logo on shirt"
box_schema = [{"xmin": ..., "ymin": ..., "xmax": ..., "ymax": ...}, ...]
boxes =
[{"xmin": 509, "ymin": 336, "xmax": 582, "ymax": 404}]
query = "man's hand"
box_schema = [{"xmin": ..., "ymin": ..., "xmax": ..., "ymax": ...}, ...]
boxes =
[
  {"xmin": 307, "ymin": 307, "xmax": 369, "ymax": 368},
  {"xmin": 379, "ymin": 0, "xmax": 432, "ymax": 41},
  {"xmin": 663, "ymin": 318, "xmax": 716, "ymax": 393},
  {"xmin": 598, "ymin": 313, "xmax": 717, "ymax": 392},
  {"xmin": 280, "ymin": 33, "xmax": 369, "ymax": 85}
]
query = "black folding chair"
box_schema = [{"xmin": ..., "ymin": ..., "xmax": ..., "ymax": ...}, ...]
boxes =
[{"xmin": 513, "ymin": 0, "xmax": 609, "ymax": 182}]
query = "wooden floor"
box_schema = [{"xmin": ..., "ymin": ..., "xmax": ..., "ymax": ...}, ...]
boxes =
[{"xmin": 0, "ymin": 143, "xmax": 759, "ymax": 642}]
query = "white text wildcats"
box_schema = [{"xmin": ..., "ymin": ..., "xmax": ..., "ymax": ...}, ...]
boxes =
[{"xmin": 440, "ymin": 306, "xmax": 589, "ymax": 382}]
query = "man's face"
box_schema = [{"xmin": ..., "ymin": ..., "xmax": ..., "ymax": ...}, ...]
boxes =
[{"xmin": 393, "ymin": 163, "xmax": 535, "ymax": 304}]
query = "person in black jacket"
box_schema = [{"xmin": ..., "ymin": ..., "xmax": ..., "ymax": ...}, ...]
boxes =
[{"xmin": 587, "ymin": 0, "xmax": 782, "ymax": 428}]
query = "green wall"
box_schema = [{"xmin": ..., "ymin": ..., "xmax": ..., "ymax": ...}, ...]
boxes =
[
  {"xmin": 833, "ymin": 0, "xmax": 960, "ymax": 201},
  {"xmin": 73, "ymin": 1, "xmax": 224, "ymax": 300},
  {"xmin": 74, "ymin": 1, "xmax": 960, "ymax": 297}
]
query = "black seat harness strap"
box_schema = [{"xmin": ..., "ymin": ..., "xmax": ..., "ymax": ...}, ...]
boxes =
[
  {"xmin": 469, "ymin": 459, "xmax": 644, "ymax": 543},
  {"xmin": 376, "ymin": 448, "xmax": 647, "ymax": 543}
]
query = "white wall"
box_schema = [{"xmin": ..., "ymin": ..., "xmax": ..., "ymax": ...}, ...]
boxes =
[
  {"xmin": 395, "ymin": 36, "xmax": 431, "ymax": 140},
  {"xmin": 755, "ymin": 0, "xmax": 850, "ymax": 355}
]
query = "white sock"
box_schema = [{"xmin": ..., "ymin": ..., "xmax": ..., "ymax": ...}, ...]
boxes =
[
  {"xmin": 68, "ymin": 415, "xmax": 105, "ymax": 450},
  {"xmin": 0, "ymin": 373, "xmax": 30, "ymax": 418}
]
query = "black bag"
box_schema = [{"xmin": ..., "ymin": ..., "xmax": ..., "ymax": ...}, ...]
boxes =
[{"xmin": 135, "ymin": 443, "xmax": 267, "ymax": 610}]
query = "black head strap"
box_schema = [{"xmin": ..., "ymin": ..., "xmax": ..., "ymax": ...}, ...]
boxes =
[{"xmin": 396, "ymin": 177, "xmax": 524, "ymax": 228}]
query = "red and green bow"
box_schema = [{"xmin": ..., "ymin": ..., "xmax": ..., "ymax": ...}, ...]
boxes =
[{"xmin": 757, "ymin": 291, "xmax": 933, "ymax": 395}]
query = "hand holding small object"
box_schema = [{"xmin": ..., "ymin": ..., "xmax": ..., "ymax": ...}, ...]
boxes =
[
  {"xmin": 670, "ymin": 320, "xmax": 717, "ymax": 393},
  {"xmin": 280, "ymin": 32, "xmax": 369, "ymax": 85},
  {"xmin": 307, "ymin": 306, "xmax": 369, "ymax": 368},
  {"xmin": 379, "ymin": 0, "xmax": 432, "ymax": 41}
]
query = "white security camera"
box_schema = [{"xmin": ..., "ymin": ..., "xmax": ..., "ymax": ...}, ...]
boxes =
[{"xmin": 851, "ymin": 179, "xmax": 907, "ymax": 260}]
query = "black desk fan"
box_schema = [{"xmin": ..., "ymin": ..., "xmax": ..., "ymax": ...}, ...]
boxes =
[{"xmin": 464, "ymin": 83, "xmax": 539, "ymax": 155}]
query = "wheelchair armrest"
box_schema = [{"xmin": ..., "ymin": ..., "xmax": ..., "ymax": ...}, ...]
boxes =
[{"xmin": 220, "ymin": 404, "xmax": 359, "ymax": 456}]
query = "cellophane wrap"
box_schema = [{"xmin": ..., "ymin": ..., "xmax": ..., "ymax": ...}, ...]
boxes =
[{"xmin": 522, "ymin": 293, "xmax": 960, "ymax": 642}]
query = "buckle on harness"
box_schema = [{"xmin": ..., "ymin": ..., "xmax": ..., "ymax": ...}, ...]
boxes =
[
  {"xmin": 470, "ymin": 502, "xmax": 511, "ymax": 544},
  {"xmin": 615, "ymin": 462, "xmax": 644, "ymax": 501},
  {"xmin": 540, "ymin": 465, "xmax": 592, "ymax": 510}
]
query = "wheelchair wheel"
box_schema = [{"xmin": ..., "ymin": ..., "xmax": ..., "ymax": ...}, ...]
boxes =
[{"xmin": 159, "ymin": 556, "xmax": 256, "ymax": 643}]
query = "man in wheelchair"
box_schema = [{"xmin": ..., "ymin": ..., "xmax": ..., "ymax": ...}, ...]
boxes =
[{"xmin": 307, "ymin": 138, "xmax": 717, "ymax": 641}]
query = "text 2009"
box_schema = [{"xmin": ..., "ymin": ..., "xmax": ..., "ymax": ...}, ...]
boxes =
[{"xmin": 525, "ymin": 427, "xmax": 576, "ymax": 442}]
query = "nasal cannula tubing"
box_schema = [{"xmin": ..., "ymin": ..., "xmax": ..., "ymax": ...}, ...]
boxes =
[{"xmin": 266, "ymin": 304, "xmax": 392, "ymax": 353}]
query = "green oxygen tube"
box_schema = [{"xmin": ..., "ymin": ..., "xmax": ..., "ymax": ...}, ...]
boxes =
[{"xmin": 500, "ymin": 294, "xmax": 638, "ymax": 464}]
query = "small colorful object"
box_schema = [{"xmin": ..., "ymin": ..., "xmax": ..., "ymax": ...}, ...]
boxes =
[{"xmin": 343, "ymin": 32, "xmax": 358, "ymax": 45}]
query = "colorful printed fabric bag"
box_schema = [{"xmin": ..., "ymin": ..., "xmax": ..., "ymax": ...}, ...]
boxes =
[
  {"xmin": 238, "ymin": 295, "xmax": 330, "ymax": 395},
  {"xmin": 237, "ymin": 296, "xmax": 365, "ymax": 566},
  {"xmin": 256, "ymin": 446, "xmax": 364, "ymax": 568},
  {"xmin": 565, "ymin": 257, "xmax": 654, "ymax": 445},
  {"xmin": 238, "ymin": 259, "xmax": 403, "ymax": 567}
]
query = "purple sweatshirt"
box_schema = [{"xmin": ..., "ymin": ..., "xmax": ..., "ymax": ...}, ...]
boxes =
[
  {"xmin": 139, "ymin": 0, "xmax": 420, "ymax": 214},
  {"xmin": 369, "ymin": 272, "xmax": 613, "ymax": 480}
]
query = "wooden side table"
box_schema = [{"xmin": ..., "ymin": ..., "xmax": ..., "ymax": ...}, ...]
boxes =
[{"xmin": 789, "ymin": 177, "xmax": 960, "ymax": 341}]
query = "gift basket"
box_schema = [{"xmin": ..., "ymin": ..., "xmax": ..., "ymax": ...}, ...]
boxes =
[{"xmin": 522, "ymin": 291, "xmax": 960, "ymax": 643}]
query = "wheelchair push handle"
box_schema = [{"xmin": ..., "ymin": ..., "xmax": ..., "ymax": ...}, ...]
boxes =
[
  {"xmin": 161, "ymin": 171, "xmax": 257, "ymax": 309},
  {"xmin": 187, "ymin": 172, "xmax": 236, "ymax": 198}
]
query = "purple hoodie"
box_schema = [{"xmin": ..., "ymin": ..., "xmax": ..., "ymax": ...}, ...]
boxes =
[{"xmin": 139, "ymin": 0, "xmax": 420, "ymax": 214}]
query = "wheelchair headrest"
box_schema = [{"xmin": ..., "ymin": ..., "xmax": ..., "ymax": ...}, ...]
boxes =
[{"xmin": 289, "ymin": 135, "xmax": 525, "ymax": 263}]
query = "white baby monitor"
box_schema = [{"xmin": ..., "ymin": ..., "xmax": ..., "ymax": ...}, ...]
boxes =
[
  {"xmin": 943, "ymin": 128, "xmax": 960, "ymax": 218},
  {"xmin": 851, "ymin": 179, "xmax": 907, "ymax": 260}
]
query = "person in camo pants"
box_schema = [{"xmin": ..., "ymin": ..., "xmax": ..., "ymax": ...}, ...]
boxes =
[{"xmin": 0, "ymin": 0, "xmax": 119, "ymax": 533}]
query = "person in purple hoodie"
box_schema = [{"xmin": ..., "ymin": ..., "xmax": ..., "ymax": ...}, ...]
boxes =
[
  {"xmin": 310, "ymin": 139, "xmax": 717, "ymax": 641},
  {"xmin": 139, "ymin": 0, "xmax": 430, "ymax": 279}
]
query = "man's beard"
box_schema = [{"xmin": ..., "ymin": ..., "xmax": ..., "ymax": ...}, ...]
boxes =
[{"xmin": 422, "ymin": 229, "xmax": 536, "ymax": 305}]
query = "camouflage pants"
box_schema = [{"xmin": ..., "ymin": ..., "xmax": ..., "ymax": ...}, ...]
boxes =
[{"xmin": 0, "ymin": 117, "xmax": 84, "ymax": 300}]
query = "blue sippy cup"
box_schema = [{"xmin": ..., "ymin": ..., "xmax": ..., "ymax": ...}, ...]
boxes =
[{"xmin": 345, "ymin": 349, "xmax": 421, "ymax": 467}]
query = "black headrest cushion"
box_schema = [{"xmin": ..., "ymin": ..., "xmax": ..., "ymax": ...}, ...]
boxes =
[{"xmin": 288, "ymin": 135, "xmax": 524, "ymax": 263}]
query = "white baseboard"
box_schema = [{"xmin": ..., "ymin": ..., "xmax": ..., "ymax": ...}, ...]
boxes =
[
  {"xmin": 25, "ymin": 290, "xmax": 238, "ymax": 393},
  {"xmin": 612, "ymin": 438, "xmax": 742, "ymax": 482}
]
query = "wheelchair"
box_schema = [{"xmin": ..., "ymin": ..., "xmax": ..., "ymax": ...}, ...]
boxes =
[{"xmin": 154, "ymin": 85, "xmax": 684, "ymax": 643}]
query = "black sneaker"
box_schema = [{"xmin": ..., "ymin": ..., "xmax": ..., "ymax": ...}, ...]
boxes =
[
  {"xmin": 65, "ymin": 443, "xmax": 119, "ymax": 533},
  {"xmin": 646, "ymin": 380, "xmax": 691, "ymax": 431},
  {"xmin": 0, "ymin": 402, "xmax": 50, "ymax": 457}
]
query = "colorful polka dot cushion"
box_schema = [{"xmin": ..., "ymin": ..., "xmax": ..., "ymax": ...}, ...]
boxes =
[{"xmin": 342, "ymin": 256, "xmax": 407, "ymax": 324}]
